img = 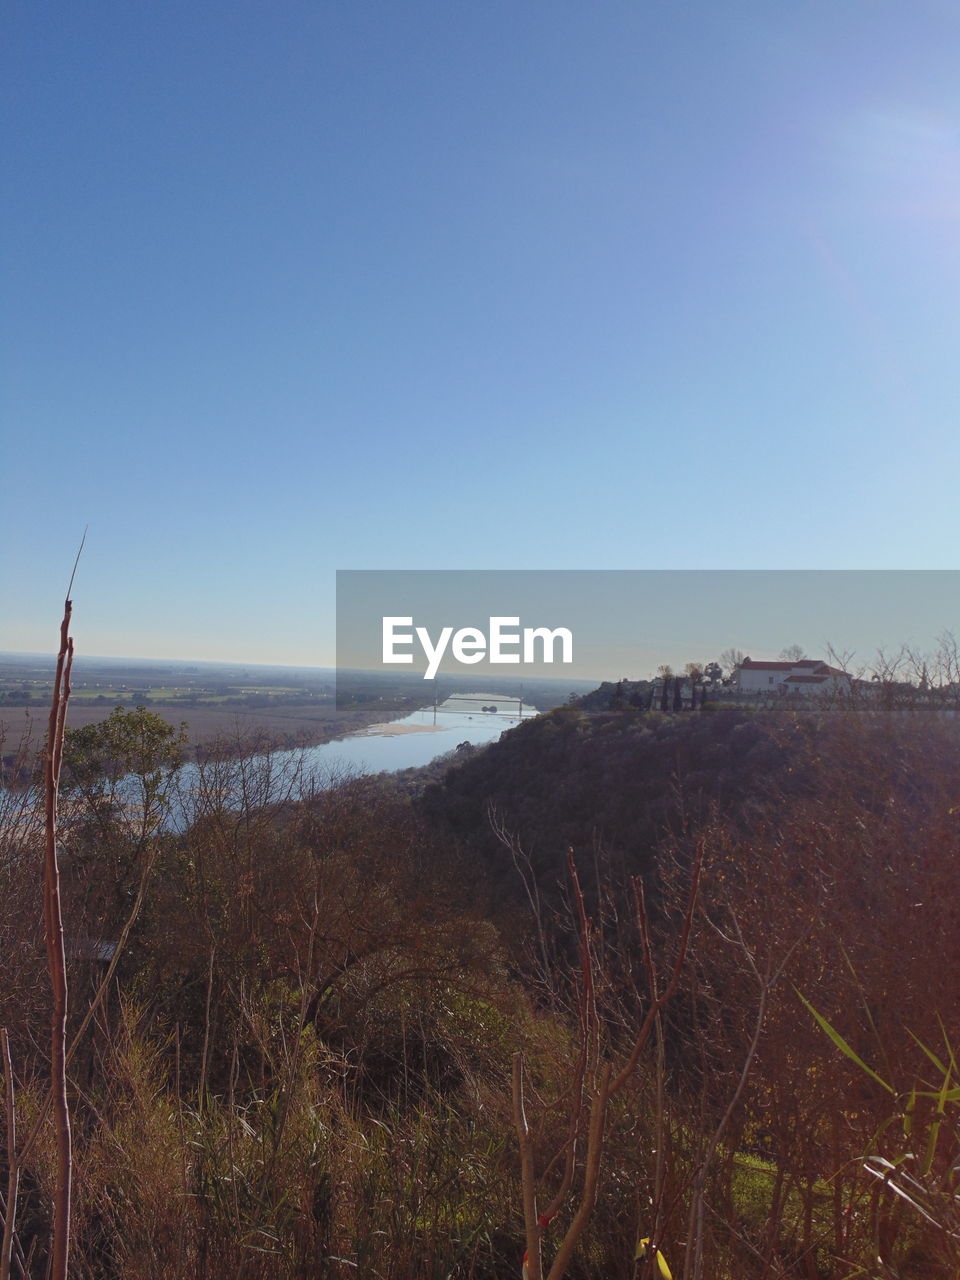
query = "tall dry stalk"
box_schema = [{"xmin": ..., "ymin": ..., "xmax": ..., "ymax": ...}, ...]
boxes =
[
  {"xmin": 42, "ymin": 587, "xmax": 77, "ymax": 1280},
  {"xmin": 1, "ymin": 1028, "xmax": 18, "ymax": 1280}
]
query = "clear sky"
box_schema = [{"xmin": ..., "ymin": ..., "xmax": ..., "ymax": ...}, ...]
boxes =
[{"xmin": 3, "ymin": 1, "xmax": 959, "ymax": 670}]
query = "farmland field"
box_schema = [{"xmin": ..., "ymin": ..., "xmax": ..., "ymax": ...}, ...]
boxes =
[{"xmin": 0, "ymin": 653, "xmax": 425, "ymax": 756}]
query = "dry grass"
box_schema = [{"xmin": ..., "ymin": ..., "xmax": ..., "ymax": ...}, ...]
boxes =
[{"xmin": 1, "ymin": 702, "xmax": 408, "ymax": 758}]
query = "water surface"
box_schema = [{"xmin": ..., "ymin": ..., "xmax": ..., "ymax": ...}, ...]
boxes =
[{"xmin": 300, "ymin": 692, "xmax": 536, "ymax": 775}]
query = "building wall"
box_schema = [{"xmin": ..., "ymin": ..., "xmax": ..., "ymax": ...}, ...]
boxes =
[
  {"xmin": 736, "ymin": 666, "xmax": 791, "ymax": 692},
  {"xmin": 735, "ymin": 662, "xmax": 851, "ymax": 696}
]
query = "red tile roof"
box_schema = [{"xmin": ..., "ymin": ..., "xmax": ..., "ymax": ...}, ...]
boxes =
[{"xmin": 740, "ymin": 658, "xmax": 846, "ymax": 677}]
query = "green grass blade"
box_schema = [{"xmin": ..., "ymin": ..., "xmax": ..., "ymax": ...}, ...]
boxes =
[
  {"xmin": 907, "ymin": 1028, "xmax": 948, "ymax": 1077},
  {"xmin": 794, "ymin": 989, "xmax": 894, "ymax": 1095}
]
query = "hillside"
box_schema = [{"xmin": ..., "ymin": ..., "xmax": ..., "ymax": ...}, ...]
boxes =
[
  {"xmin": 4, "ymin": 693, "xmax": 960, "ymax": 1277},
  {"xmin": 417, "ymin": 701, "xmax": 807, "ymax": 907}
]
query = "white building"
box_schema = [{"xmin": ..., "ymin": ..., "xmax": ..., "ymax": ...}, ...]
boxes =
[{"xmin": 733, "ymin": 658, "xmax": 852, "ymax": 697}]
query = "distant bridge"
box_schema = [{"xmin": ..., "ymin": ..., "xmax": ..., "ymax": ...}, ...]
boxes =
[{"xmin": 424, "ymin": 692, "xmax": 531, "ymax": 723}]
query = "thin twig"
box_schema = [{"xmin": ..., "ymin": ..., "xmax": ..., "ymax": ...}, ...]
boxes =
[
  {"xmin": 1, "ymin": 1028, "xmax": 18, "ymax": 1280},
  {"xmin": 610, "ymin": 839, "xmax": 704, "ymax": 1096},
  {"xmin": 513, "ymin": 1053, "xmax": 542, "ymax": 1280},
  {"xmin": 65, "ymin": 527, "xmax": 87, "ymax": 602}
]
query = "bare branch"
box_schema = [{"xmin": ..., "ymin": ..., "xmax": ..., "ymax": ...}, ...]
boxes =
[{"xmin": 43, "ymin": 597, "xmax": 74, "ymax": 1280}]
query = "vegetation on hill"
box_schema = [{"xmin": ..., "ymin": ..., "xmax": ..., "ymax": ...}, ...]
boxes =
[
  {"xmin": 2, "ymin": 691, "xmax": 959, "ymax": 1277},
  {"xmin": 417, "ymin": 703, "xmax": 802, "ymax": 912}
]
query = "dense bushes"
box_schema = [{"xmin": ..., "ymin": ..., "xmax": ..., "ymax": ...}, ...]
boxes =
[{"xmin": 2, "ymin": 703, "xmax": 959, "ymax": 1276}]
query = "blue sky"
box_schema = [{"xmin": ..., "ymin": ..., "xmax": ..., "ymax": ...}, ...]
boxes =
[{"xmin": 3, "ymin": 1, "xmax": 959, "ymax": 669}]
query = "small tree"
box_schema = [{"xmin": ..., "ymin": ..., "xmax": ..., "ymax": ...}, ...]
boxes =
[
  {"xmin": 719, "ymin": 648, "xmax": 744, "ymax": 673},
  {"xmin": 778, "ymin": 644, "xmax": 806, "ymax": 662},
  {"xmin": 59, "ymin": 705, "xmax": 186, "ymax": 935}
]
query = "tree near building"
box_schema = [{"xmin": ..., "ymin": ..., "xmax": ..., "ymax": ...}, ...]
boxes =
[
  {"xmin": 778, "ymin": 644, "xmax": 806, "ymax": 662},
  {"xmin": 719, "ymin": 648, "xmax": 744, "ymax": 673}
]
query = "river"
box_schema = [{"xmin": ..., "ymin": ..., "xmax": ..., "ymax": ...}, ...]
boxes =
[
  {"xmin": 0, "ymin": 694, "xmax": 537, "ymax": 833},
  {"xmin": 151, "ymin": 693, "xmax": 538, "ymax": 826},
  {"xmin": 291, "ymin": 691, "xmax": 536, "ymax": 775}
]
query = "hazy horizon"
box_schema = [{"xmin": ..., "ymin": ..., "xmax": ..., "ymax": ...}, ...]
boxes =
[{"xmin": 5, "ymin": 567, "xmax": 958, "ymax": 685}]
